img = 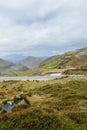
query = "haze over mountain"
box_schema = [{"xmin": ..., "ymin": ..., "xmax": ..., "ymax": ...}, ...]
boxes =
[
  {"xmin": 20, "ymin": 56, "xmax": 45, "ymax": 69},
  {"xmin": 0, "ymin": 58, "xmax": 29, "ymax": 74},
  {"xmin": 0, "ymin": 55, "xmax": 45, "ymax": 74},
  {"xmin": 0, "ymin": 59, "xmax": 14, "ymax": 69},
  {"xmin": 2, "ymin": 54, "xmax": 27, "ymax": 63},
  {"xmin": 0, "ymin": 58, "xmax": 14, "ymax": 74}
]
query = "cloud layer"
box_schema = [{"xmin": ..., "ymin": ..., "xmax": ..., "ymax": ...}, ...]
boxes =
[{"xmin": 0, "ymin": 0, "xmax": 87, "ymax": 57}]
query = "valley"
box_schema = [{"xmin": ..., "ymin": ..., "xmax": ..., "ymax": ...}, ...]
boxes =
[
  {"xmin": 6, "ymin": 47, "xmax": 87, "ymax": 76},
  {"xmin": 0, "ymin": 1, "xmax": 87, "ymax": 129}
]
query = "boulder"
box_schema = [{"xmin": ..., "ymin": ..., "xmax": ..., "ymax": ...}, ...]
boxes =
[{"xmin": 1, "ymin": 93, "xmax": 30, "ymax": 112}]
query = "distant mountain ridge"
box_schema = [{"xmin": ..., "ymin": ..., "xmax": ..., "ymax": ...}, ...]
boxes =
[
  {"xmin": 0, "ymin": 56, "xmax": 45, "ymax": 74},
  {"xmin": 20, "ymin": 56, "xmax": 45, "ymax": 69},
  {"xmin": 0, "ymin": 59, "xmax": 14, "ymax": 69},
  {"xmin": 0, "ymin": 59, "xmax": 14, "ymax": 74},
  {"xmin": 0, "ymin": 47, "xmax": 87, "ymax": 75},
  {"xmin": 2, "ymin": 54, "xmax": 27, "ymax": 63},
  {"xmin": 0, "ymin": 58, "xmax": 29, "ymax": 74}
]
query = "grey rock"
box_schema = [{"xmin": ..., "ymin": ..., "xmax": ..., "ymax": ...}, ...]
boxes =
[{"xmin": 1, "ymin": 94, "xmax": 30, "ymax": 112}]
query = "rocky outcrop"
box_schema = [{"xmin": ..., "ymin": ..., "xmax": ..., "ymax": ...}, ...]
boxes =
[{"xmin": 1, "ymin": 93, "xmax": 30, "ymax": 112}]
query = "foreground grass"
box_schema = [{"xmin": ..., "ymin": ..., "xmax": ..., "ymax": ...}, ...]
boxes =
[{"xmin": 0, "ymin": 77, "xmax": 87, "ymax": 130}]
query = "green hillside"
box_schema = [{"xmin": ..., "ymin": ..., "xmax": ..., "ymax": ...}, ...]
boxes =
[{"xmin": 40, "ymin": 47, "xmax": 87, "ymax": 70}]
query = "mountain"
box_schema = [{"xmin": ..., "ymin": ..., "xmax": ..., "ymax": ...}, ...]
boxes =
[
  {"xmin": 2, "ymin": 54, "xmax": 27, "ymax": 63},
  {"xmin": 0, "ymin": 56, "xmax": 45, "ymax": 75},
  {"xmin": 0, "ymin": 58, "xmax": 29, "ymax": 75},
  {"xmin": 39, "ymin": 47, "xmax": 87, "ymax": 69},
  {"xmin": 20, "ymin": 56, "xmax": 45, "ymax": 69},
  {"xmin": 1, "ymin": 47, "xmax": 87, "ymax": 75},
  {"xmin": 3, "ymin": 64, "xmax": 29, "ymax": 74},
  {"xmin": 0, "ymin": 59, "xmax": 14, "ymax": 74},
  {"xmin": 0, "ymin": 59, "xmax": 14, "ymax": 69}
]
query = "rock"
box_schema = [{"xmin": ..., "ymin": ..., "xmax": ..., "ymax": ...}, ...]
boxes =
[
  {"xmin": 1, "ymin": 93, "xmax": 30, "ymax": 112},
  {"xmin": 32, "ymin": 72, "xmax": 41, "ymax": 76},
  {"xmin": 2, "ymin": 101, "xmax": 14, "ymax": 112}
]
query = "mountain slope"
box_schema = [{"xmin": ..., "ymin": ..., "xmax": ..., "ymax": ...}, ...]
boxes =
[
  {"xmin": 0, "ymin": 59, "xmax": 29, "ymax": 74},
  {"xmin": 0, "ymin": 56, "xmax": 45, "ymax": 75},
  {"xmin": 10, "ymin": 47, "xmax": 87, "ymax": 76},
  {"xmin": 20, "ymin": 56, "xmax": 45, "ymax": 69},
  {"xmin": 0, "ymin": 59, "xmax": 14, "ymax": 74},
  {"xmin": 40, "ymin": 47, "xmax": 87, "ymax": 70},
  {"xmin": 2, "ymin": 54, "xmax": 27, "ymax": 63}
]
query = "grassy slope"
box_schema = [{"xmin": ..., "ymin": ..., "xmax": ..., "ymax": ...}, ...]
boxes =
[
  {"xmin": 0, "ymin": 77, "xmax": 87, "ymax": 130},
  {"xmin": 7, "ymin": 47, "xmax": 87, "ymax": 76},
  {"xmin": 40, "ymin": 47, "xmax": 87, "ymax": 69}
]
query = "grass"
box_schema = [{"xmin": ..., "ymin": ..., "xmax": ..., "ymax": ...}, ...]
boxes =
[
  {"xmin": 0, "ymin": 77, "xmax": 87, "ymax": 129},
  {"xmin": 63, "ymin": 69, "xmax": 87, "ymax": 75},
  {"xmin": 4, "ymin": 68, "xmax": 64, "ymax": 76}
]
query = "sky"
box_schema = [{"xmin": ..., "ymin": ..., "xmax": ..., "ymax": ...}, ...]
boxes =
[{"xmin": 0, "ymin": 0, "xmax": 87, "ymax": 58}]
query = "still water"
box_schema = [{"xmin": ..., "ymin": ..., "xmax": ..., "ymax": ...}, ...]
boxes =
[{"xmin": 0, "ymin": 73, "xmax": 62, "ymax": 82}]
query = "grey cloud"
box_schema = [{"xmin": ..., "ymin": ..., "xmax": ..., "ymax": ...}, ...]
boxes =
[{"xmin": 0, "ymin": 0, "xmax": 87, "ymax": 57}]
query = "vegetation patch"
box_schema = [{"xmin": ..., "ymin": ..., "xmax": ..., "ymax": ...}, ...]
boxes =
[{"xmin": 0, "ymin": 77, "xmax": 87, "ymax": 129}]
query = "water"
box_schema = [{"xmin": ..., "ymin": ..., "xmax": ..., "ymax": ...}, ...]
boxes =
[{"xmin": 0, "ymin": 73, "xmax": 62, "ymax": 82}]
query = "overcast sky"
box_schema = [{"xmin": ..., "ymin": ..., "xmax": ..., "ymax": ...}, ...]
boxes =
[{"xmin": 0, "ymin": 0, "xmax": 87, "ymax": 57}]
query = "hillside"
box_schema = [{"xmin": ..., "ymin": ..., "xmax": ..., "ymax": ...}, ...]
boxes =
[
  {"xmin": 9, "ymin": 47, "xmax": 87, "ymax": 76},
  {"xmin": 0, "ymin": 59, "xmax": 14, "ymax": 74},
  {"xmin": 40, "ymin": 47, "xmax": 87, "ymax": 70},
  {"xmin": 0, "ymin": 77, "xmax": 87, "ymax": 130},
  {"xmin": 0, "ymin": 56, "xmax": 45, "ymax": 75},
  {"xmin": 3, "ymin": 64, "xmax": 29, "ymax": 74},
  {"xmin": 0, "ymin": 59, "xmax": 14, "ymax": 68},
  {"xmin": 0, "ymin": 59, "xmax": 29, "ymax": 75},
  {"xmin": 20, "ymin": 56, "xmax": 45, "ymax": 69},
  {"xmin": 3, "ymin": 54, "xmax": 27, "ymax": 63}
]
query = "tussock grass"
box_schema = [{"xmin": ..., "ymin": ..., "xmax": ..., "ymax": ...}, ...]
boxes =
[{"xmin": 0, "ymin": 77, "xmax": 87, "ymax": 130}]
